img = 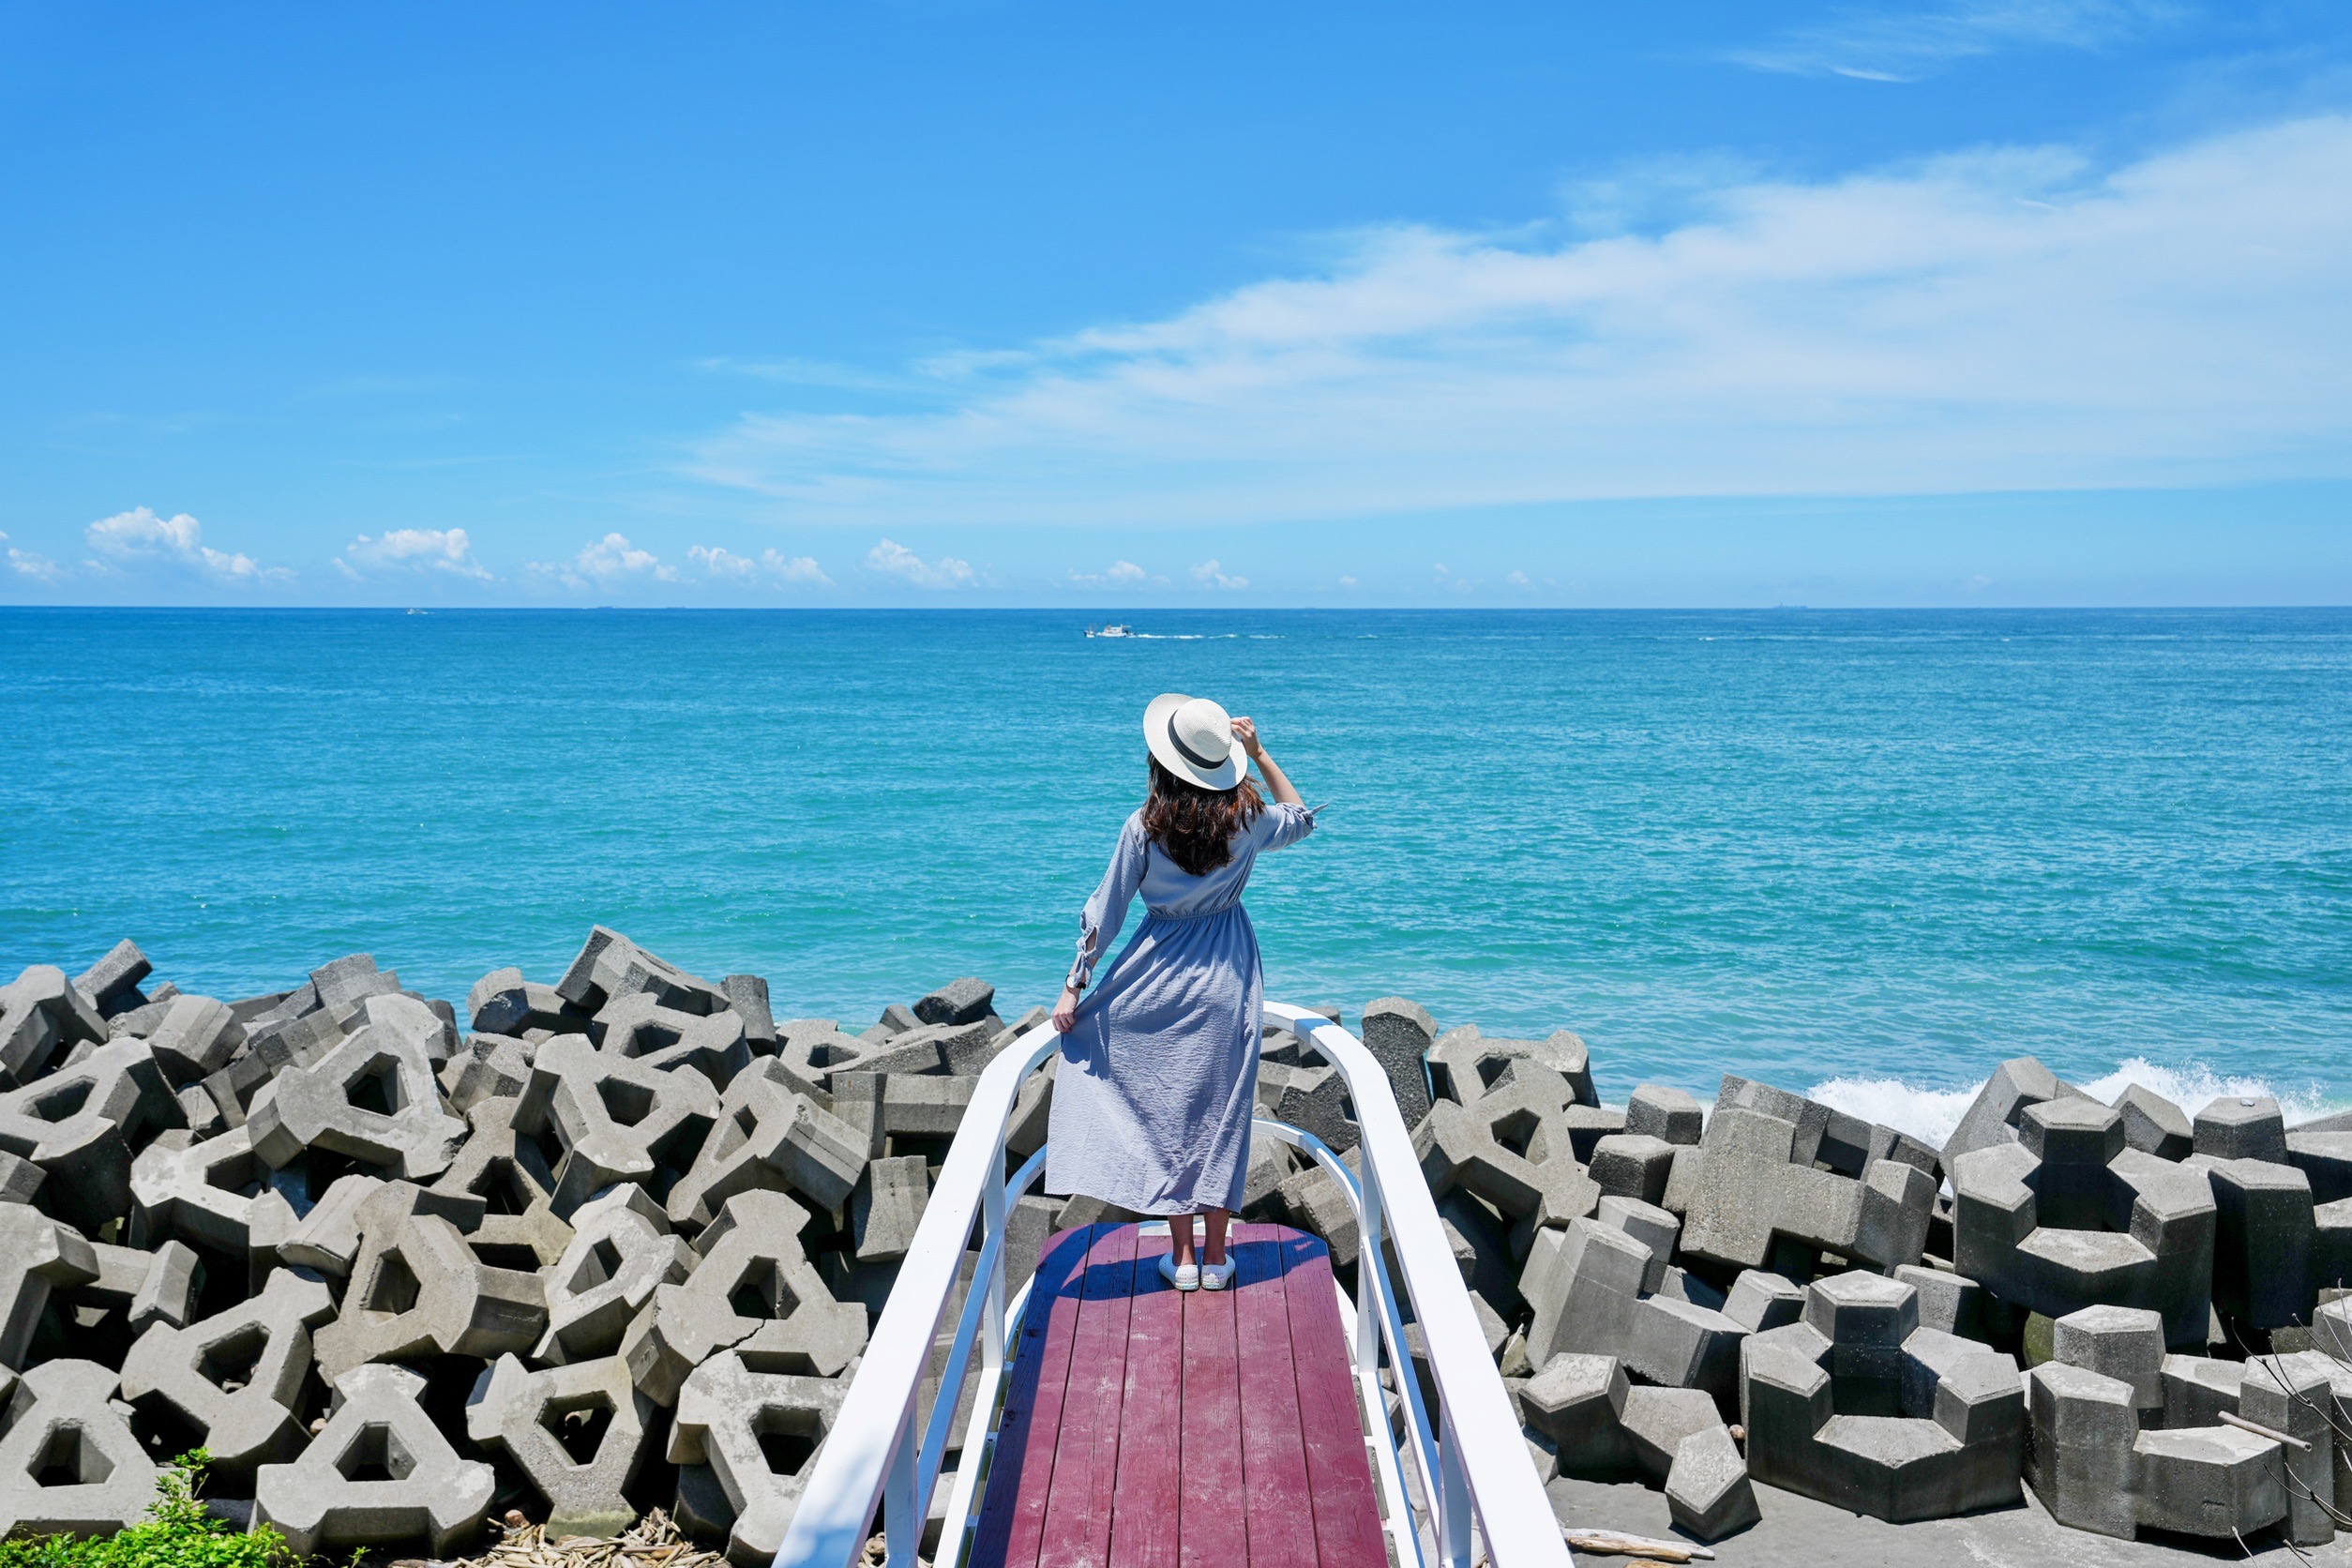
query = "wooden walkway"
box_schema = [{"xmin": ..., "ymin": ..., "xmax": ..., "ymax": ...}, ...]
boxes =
[{"xmin": 968, "ymin": 1221, "xmax": 1390, "ymax": 1568}]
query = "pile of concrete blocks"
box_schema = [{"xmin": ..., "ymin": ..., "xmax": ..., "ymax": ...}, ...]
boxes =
[
  {"xmin": 1941, "ymin": 1057, "xmax": 2352, "ymax": 1357},
  {"xmin": 0, "ymin": 934, "xmax": 1054, "ymax": 1564}
]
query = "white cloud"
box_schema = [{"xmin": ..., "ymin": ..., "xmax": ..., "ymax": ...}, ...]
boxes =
[
  {"xmin": 1508, "ymin": 569, "xmax": 1534, "ymax": 587},
  {"xmin": 687, "ymin": 544, "xmax": 835, "ymax": 587},
  {"xmin": 1191, "ymin": 559, "xmax": 1248, "ymax": 591},
  {"xmin": 3, "ymin": 531, "xmax": 63, "ymax": 583},
  {"xmin": 1337, "ymin": 574, "xmax": 1359, "ymax": 587},
  {"xmin": 687, "ymin": 114, "xmax": 2352, "ymax": 527},
  {"xmin": 527, "ymin": 533, "xmax": 678, "ymax": 591},
  {"xmin": 761, "ymin": 550, "xmax": 832, "ymax": 585},
  {"xmin": 84, "ymin": 507, "xmax": 288, "ymax": 584},
  {"xmin": 1729, "ymin": 1, "xmax": 2180, "ymax": 82},
  {"xmin": 689, "ymin": 545, "xmax": 760, "ymax": 580},
  {"xmin": 1068, "ymin": 559, "xmax": 1153, "ymax": 588},
  {"xmin": 341, "ymin": 527, "xmax": 490, "ymax": 580},
  {"xmin": 867, "ymin": 538, "xmax": 974, "ymax": 589}
]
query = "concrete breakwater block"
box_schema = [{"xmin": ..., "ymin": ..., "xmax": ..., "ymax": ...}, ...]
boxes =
[{"xmin": 7, "ymin": 936, "xmax": 2347, "ymax": 1561}]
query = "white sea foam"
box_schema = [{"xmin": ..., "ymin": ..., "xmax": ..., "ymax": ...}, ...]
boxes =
[{"xmin": 1803, "ymin": 1057, "xmax": 2347, "ymax": 1152}]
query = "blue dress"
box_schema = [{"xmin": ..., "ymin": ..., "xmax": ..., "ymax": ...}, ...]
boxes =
[{"xmin": 1045, "ymin": 801, "xmax": 1318, "ymax": 1215}]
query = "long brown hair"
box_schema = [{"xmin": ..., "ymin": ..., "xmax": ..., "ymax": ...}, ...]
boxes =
[{"xmin": 1143, "ymin": 757, "xmax": 1263, "ymax": 876}]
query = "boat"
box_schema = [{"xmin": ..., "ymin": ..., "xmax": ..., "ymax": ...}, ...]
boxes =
[{"xmin": 1086, "ymin": 624, "xmax": 1136, "ymax": 639}]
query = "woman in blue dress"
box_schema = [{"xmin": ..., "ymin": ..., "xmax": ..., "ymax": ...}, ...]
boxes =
[{"xmin": 1047, "ymin": 692, "xmax": 1316, "ymax": 1291}]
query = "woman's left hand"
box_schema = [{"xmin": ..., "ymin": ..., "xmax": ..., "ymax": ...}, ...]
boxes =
[{"xmin": 1051, "ymin": 986, "xmax": 1082, "ymax": 1033}]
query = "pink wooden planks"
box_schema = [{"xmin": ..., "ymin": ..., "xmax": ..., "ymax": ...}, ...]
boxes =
[
  {"xmin": 970, "ymin": 1223, "xmax": 1099, "ymax": 1568},
  {"xmin": 1276, "ymin": 1227, "xmax": 1391, "ymax": 1566},
  {"xmin": 970, "ymin": 1221, "xmax": 1387, "ymax": 1568},
  {"xmin": 1105, "ymin": 1228, "xmax": 1183, "ymax": 1568},
  {"xmin": 1176, "ymin": 1236, "xmax": 1245, "ymax": 1568},
  {"xmin": 1232, "ymin": 1223, "xmax": 1320, "ymax": 1567},
  {"xmin": 1037, "ymin": 1226, "xmax": 1141, "ymax": 1568}
]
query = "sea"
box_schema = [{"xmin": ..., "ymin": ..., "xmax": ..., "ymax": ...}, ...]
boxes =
[{"xmin": 4, "ymin": 607, "xmax": 2348, "ymax": 1147}]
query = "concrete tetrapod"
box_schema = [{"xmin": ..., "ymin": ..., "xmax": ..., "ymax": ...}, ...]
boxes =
[
  {"xmin": 536, "ymin": 1184, "xmax": 697, "ymax": 1364},
  {"xmin": 117, "ymin": 1267, "xmax": 338, "ymax": 1476},
  {"xmin": 0, "ymin": 1036, "xmax": 183, "ymax": 1235},
  {"xmin": 514, "ymin": 1036, "xmax": 720, "ymax": 1218},
  {"xmin": 253, "ymin": 1363, "xmax": 495, "ymax": 1557},
  {"xmin": 466, "ymin": 1352, "xmax": 656, "ymax": 1539},
  {"xmin": 128, "ymin": 1123, "xmax": 269, "ymax": 1256},
  {"xmin": 1521, "ymin": 1214, "xmax": 1747, "ymax": 1410},
  {"xmin": 668, "ymin": 1349, "xmax": 846, "ymax": 1568},
  {"xmin": 623, "ymin": 1190, "xmax": 867, "ymax": 1406},
  {"xmin": 0, "ymin": 1203, "xmax": 99, "ymax": 1369},
  {"xmin": 1952, "ymin": 1097, "xmax": 2216, "ymax": 1347},
  {"xmin": 1678, "ymin": 1080, "xmax": 1937, "ymax": 1276},
  {"xmin": 312, "ymin": 1181, "xmax": 548, "ymax": 1380},
  {"xmin": 0, "ymin": 1361, "xmax": 159, "ymax": 1538},
  {"xmin": 1739, "ymin": 1271, "xmax": 2025, "ymax": 1523},
  {"xmin": 1413, "ymin": 1061, "xmax": 1602, "ymax": 1229},
  {"xmin": 246, "ymin": 996, "xmax": 469, "ymax": 1182}
]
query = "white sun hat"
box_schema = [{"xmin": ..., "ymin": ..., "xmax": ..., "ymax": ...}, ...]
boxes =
[{"xmin": 1143, "ymin": 692, "xmax": 1247, "ymax": 792}]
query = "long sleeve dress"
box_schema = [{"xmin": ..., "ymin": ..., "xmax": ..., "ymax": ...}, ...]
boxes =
[{"xmin": 1044, "ymin": 800, "xmax": 1318, "ymax": 1215}]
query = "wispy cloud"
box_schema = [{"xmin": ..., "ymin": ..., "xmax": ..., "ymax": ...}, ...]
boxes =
[
  {"xmin": 688, "ymin": 544, "xmax": 834, "ymax": 586},
  {"xmin": 685, "ymin": 115, "xmax": 2352, "ymax": 529},
  {"xmin": 1067, "ymin": 560, "xmax": 1157, "ymax": 588},
  {"xmin": 338, "ymin": 527, "xmax": 490, "ymax": 580},
  {"xmin": 84, "ymin": 507, "xmax": 290, "ymax": 584},
  {"xmin": 526, "ymin": 533, "xmax": 679, "ymax": 591},
  {"xmin": 1728, "ymin": 0, "xmax": 2183, "ymax": 82},
  {"xmin": 867, "ymin": 538, "xmax": 974, "ymax": 589},
  {"xmin": 2, "ymin": 532, "xmax": 63, "ymax": 583},
  {"xmin": 1191, "ymin": 559, "xmax": 1248, "ymax": 591}
]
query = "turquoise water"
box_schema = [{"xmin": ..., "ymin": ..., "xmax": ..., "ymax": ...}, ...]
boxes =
[{"xmin": 4, "ymin": 609, "xmax": 2348, "ymax": 1134}]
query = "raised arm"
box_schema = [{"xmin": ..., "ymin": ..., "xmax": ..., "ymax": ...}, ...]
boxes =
[{"xmin": 1232, "ymin": 716, "xmax": 1302, "ymax": 807}]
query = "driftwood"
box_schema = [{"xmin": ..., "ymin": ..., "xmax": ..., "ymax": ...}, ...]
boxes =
[
  {"xmin": 392, "ymin": 1507, "xmax": 736, "ymax": 1568},
  {"xmin": 1562, "ymin": 1528, "xmax": 1716, "ymax": 1562}
]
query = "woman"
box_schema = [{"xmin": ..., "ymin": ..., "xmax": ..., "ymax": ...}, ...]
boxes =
[{"xmin": 1046, "ymin": 692, "xmax": 1314, "ymax": 1291}]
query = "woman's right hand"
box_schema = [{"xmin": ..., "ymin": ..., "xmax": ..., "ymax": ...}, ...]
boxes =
[
  {"xmin": 1051, "ymin": 986, "xmax": 1082, "ymax": 1033},
  {"xmin": 1232, "ymin": 716, "xmax": 1265, "ymax": 759}
]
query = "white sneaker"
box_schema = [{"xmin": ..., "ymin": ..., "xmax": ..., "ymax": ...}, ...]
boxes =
[
  {"xmin": 1199, "ymin": 1259, "xmax": 1236, "ymax": 1291},
  {"xmin": 1159, "ymin": 1254, "xmax": 1199, "ymax": 1291}
]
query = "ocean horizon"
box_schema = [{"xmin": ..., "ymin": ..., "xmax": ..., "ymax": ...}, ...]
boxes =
[{"xmin": 7, "ymin": 605, "xmax": 2348, "ymax": 1147}]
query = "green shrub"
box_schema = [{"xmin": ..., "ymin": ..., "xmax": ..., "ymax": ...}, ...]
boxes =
[{"xmin": 0, "ymin": 1452, "xmax": 294, "ymax": 1568}]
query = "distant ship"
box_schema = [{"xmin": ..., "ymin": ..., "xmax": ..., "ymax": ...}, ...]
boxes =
[{"xmin": 1086, "ymin": 624, "xmax": 1136, "ymax": 639}]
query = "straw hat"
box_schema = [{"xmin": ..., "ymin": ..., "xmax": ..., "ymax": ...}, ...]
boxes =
[{"xmin": 1143, "ymin": 692, "xmax": 1246, "ymax": 791}]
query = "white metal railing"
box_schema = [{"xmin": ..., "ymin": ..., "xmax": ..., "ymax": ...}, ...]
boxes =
[{"xmin": 774, "ymin": 1002, "xmax": 1569, "ymax": 1568}]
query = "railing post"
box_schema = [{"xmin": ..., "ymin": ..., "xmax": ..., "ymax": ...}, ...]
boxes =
[
  {"xmin": 1355, "ymin": 1161, "xmax": 1386, "ymax": 1375},
  {"xmin": 1439, "ymin": 1409, "xmax": 1470, "ymax": 1568},
  {"xmin": 981, "ymin": 1131, "xmax": 1009, "ymax": 1373},
  {"xmin": 884, "ymin": 1406, "xmax": 917, "ymax": 1568}
]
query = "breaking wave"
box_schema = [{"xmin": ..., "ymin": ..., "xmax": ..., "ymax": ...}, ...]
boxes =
[{"xmin": 1802, "ymin": 1057, "xmax": 2348, "ymax": 1153}]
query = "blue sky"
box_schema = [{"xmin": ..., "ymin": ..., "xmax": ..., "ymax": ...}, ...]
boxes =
[{"xmin": 3, "ymin": 2, "xmax": 2349, "ymax": 606}]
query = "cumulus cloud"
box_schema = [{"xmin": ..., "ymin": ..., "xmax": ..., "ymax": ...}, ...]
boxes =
[
  {"xmin": 686, "ymin": 115, "xmax": 2352, "ymax": 527},
  {"xmin": 2, "ymin": 532, "xmax": 64, "ymax": 583},
  {"xmin": 339, "ymin": 527, "xmax": 490, "ymax": 580},
  {"xmin": 761, "ymin": 550, "xmax": 831, "ymax": 585},
  {"xmin": 83, "ymin": 507, "xmax": 289, "ymax": 584},
  {"xmin": 688, "ymin": 545, "xmax": 760, "ymax": 580},
  {"xmin": 867, "ymin": 538, "xmax": 974, "ymax": 589},
  {"xmin": 687, "ymin": 545, "xmax": 834, "ymax": 586},
  {"xmin": 526, "ymin": 533, "xmax": 679, "ymax": 591},
  {"xmin": 1191, "ymin": 559, "xmax": 1248, "ymax": 591}
]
